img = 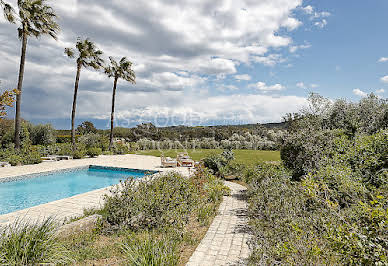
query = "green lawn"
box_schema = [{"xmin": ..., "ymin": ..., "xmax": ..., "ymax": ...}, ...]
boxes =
[{"xmin": 132, "ymin": 149, "xmax": 281, "ymax": 166}]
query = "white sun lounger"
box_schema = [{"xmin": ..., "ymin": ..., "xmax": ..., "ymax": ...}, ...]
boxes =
[{"xmin": 161, "ymin": 156, "xmax": 177, "ymax": 168}]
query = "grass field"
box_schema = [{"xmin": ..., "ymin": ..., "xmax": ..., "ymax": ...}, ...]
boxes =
[{"xmin": 132, "ymin": 149, "xmax": 281, "ymax": 166}]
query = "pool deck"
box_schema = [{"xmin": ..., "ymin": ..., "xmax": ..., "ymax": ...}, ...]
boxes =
[{"xmin": 0, "ymin": 155, "xmax": 191, "ymax": 227}]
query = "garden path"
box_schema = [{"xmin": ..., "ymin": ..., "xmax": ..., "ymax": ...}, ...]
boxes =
[{"xmin": 187, "ymin": 181, "xmax": 251, "ymax": 266}]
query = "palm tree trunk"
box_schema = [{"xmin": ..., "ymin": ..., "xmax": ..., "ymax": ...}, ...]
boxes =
[
  {"xmin": 109, "ymin": 77, "xmax": 118, "ymax": 150},
  {"xmin": 14, "ymin": 31, "xmax": 28, "ymax": 150},
  {"xmin": 71, "ymin": 63, "xmax": 81, "ymax": 150}
]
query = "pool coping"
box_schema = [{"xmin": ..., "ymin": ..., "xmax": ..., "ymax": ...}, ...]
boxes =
[
  {"xmin": 0, "ymin": 165, "xmax": 161, "ymax": 227},
  {"xmin": 0, "ymin": 165, "xmax": 159, "ymax": 184}
]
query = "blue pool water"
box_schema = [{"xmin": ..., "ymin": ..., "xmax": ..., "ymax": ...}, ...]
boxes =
[{"xmin": 0, "ymin": 166, "xmax": 153, "ymax": 215}]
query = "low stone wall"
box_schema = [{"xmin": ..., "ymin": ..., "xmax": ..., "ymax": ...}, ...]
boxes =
[{"xmin": 56, "ymin": 214, "xmax": 102, "ymax": 238}]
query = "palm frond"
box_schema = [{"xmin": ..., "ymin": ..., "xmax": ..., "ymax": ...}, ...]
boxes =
[
  {"xmin": 15, "ymin": 0, "xmax": 60, "ymax": 40},
  {"xmin": 105, "ymin": 56, "xmax": 136, "ymax": 84},
  {"xmin": 66, "ymin": 37, "xmax": 105, "ymax": 71},
  {"xmin": 1, "ymin": 0, "xmax": 16, "ymax": 23}
]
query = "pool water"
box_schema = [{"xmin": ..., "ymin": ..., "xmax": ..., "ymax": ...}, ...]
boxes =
[{"xmin": 0, "ymin": 166, "xmax": 152, "ymax": 215}]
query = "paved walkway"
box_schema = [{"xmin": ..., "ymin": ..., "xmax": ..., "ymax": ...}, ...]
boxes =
[{"xmin": 187, "ymin": 182, "xmax": 251, "ymax": 266}]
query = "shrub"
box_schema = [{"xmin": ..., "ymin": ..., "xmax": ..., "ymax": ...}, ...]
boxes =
[
  {"xmin": 30, "ymin": 124, "xmax": 56, "ymax": 146},
  {"xmin": 202, "ymin": 154, "xmax": 227, "ymax": 175},
  {"xmin": 72, "ymin": 148, "xmax": 86, "ymax": 159},
  {"xmin": 203, "ymin": 175, "xmax": 231, "ymax": 203},
  {"xmin": 22, "ymin": 150, "xmax": 42, "ymax": 165},
  {"xmin": 86, "ymin": 147, "xmax": 102, "ymax": 158},
  {"xmin": 78, "ymin": 133, "xmax": 108, "ymax": 151},
  {"xmin": 104, "ymin": 172, "xmax": 198, "ymax": 231},
  {"xmin": 0, "ymin": 219, "xmax": 72, "ymax": 265},
  {"xmin": 120, "ymin": 231, "xmax": 179, "ymax": 266},
  {"xmin": 221, "ymin": 149, "xmax": 235, "ymax": 162},
  {"xmin": 219, "ymin": 161, "xmax": 246, "ymax": 180},
  {"xmin": 112, "ymin": 143, "xmax": 129, "ymax": 155},
  {"xmin": 8, "ymin": 154, "xmax": 22, "ymax": 166}
]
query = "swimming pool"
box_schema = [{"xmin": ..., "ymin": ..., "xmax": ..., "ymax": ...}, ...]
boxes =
[{"xmin": 0, "ymin": 166, "xmax": 156, "ymax": 215}]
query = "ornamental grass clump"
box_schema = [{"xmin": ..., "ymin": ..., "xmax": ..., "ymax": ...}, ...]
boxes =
[
  {"xmin": 120, "ymin": 231, "xmax": 179, "ymax": 266},
  {"xmin": 0, "ymin": 218, "xmax": 72, "ymax": 265}
]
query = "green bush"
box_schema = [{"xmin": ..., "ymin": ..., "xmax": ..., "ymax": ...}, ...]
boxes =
[
  {"xmin": 30, "ymin": 124, "xmax": 56, "ymax": 146},
  {"xmin": 219, "ymin": 161, "xmax": 246, "ymax": 180},
  {"xmin": 104, "ymin": 172, "xmax": 198, "ymax": 231},
  {"xmin": 203, "ymin": 175, "xmax": 231, "ymax": 203},
  {"xmin": 112, "ymin": 143, "xmax": 129, "ymax": 154},
  {"xmin": 86, "ymin": 147, "xmax": 102, "ymax": 158},
  {"xmin": 120, "ymin": 231, "xmax": 179, "ymax": 266},
  {"xmin": 7, "ymin": 154, "xmax": 22, "ymax": 166},
  {"xmin": 0, "ymin": 219, "xmax": 72, "ymax": 265},
  {"xmin": 22, "ymin": 150, "xmax": 42, "ymax": 165},
  {"xmin": 247, "ymin": 132, "xmax": 388, "ymax": 264},
  {"xmin": 202, "ymin": 154, "xmax": 227, "ymax": 175},
  {"xmin": 72, "ymin": 148, "xmax": 86, "ymax": 159}
]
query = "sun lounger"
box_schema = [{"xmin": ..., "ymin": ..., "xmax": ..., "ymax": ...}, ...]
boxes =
[
  {"xmin": 0, "ymin": 161, "xmax": 10, "ymax": 167},
  {"xmin": 161, "ymin": 156, "xmax": 177, "ymax": 168},
  {"xmin": 41, "ymin": 156, "xmax": 58, "ymax": 162},
  {"xmin": 177, "ymin": 153, "xmax": 194, "ymax": 167},
  {"xmin": 56, "ymin": 155, "xmax": 73, "ymax": 160}
]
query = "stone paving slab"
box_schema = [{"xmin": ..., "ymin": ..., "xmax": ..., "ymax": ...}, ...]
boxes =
[{"xmin": 187, "ymin": 181, "xmax": 251, "ymax": 266}]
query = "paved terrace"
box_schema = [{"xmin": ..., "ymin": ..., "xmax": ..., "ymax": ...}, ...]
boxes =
[{"xmin": 0, "ymin": 155, "xmax": 190, "ymax": 227}]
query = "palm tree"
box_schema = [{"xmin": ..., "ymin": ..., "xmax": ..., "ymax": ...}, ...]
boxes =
[
  {"xmin": 2, "ymin": 0, "xmax": 59, "ymax": 150},
  {"xmin": 0, "ymin": 1, "xmax": 15, "ymax": 22},
  {"xmin": 65, "ymin": 38, "xmax": 104, "ymax": 150},
  {"xmin": 104, "ymin": 57, "xmax": 136, "ymax": 150}
]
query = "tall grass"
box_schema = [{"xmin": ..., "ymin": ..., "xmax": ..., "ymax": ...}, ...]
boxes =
[
  {"xmin": 121, "ymin": 231, "xmax": 179, "ymax": 266},
  {"xmin": 0, "ymin": 218, "xmax": 73, "ymax": 265}
]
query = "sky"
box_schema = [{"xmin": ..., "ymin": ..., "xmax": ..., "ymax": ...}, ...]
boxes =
[{"xmin": 0, "ymin": 0, "xmax": 387, "ymax": 129}]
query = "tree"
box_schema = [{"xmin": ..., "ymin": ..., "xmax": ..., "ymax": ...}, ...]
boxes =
[
  {"xmin": 104, "ymin": 57, "xmax": 136, "ymax": 150},
  {"xmin": 0, "ymin": 0, "xmax": 15, "ymax": 22},
  {"xmin": 77, "ymin": 121, "xmax": 97, "ymax": 135},
  {"xmin": 65, "ymin": 38, "xmax": 104, "ymax": 150},
  {"xmin": 0, "ymin": 88, "xmax": 18, "ymax": 119},
  {"xmin": 2, "ymin": 0, "xmax": 59, "ymax": 150}
]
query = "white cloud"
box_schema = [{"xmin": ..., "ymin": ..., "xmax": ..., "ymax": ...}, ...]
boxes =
[
  {"xmin": 0, "ymin": 0, "xmax": 324, "ymax": 125},
  {"xmin": 380, "ymin": 76, "xmax": 388, "ymax": 83},
  {"xmin": 378, "ymin": 57, "xmax": 388, "ymax": 63},
  {"xmin": 249, "ymin": 82, "xmax": 285, "ymax": 92},
  {"xmin": 296, "ymin": 82, "xmax": 319, "ymax": 89},
  {"xmin": 296, "ymin": 82, "xmax": 306, "ymax": 89},
  {"xmin": 289, "ymin": 43, "xmax": 311, "ymax": 53},
  {"xmin": 353, "ymin": 89, "xmax": 368, "ymax": 97},
  {"xmin": 234, "ymin": 74, "xmax": 251, "ymax": 81},
  {"xmin": 301, "ymin": 5, "xmax": 330, "ymax": 29},
  {"xmin": 252, "ymin": 54, "xmax": 285, "ymax": 67},
  {"xmin": 105, "ymin": 93, "xmax": 308, "ymax": 126},
  {"xmin": 301, "ymin": 5, "xmax": 314, "ymax": 15},
  {"xmin": 376, "ymin": 89, "xmax": 385, "ymax": 94},
  {"xmin": 315, "ymin": 19, "xmax": 328, "ymax": 29}
]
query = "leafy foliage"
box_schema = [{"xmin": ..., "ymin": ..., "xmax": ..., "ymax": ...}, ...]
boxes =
[
  {"xmin": 30, "ymin": 124, "xmax": 56, "ymax": 145},
  {"xmin": 0, "ymin": 88, "xmax": 17, "ymax": 119},
  {"xmin": 76, "ymin": 121, "xmax": 97, "ymax": 135},
  {"xmin": 104, "ymin": 172, "xmax": 198, "ymax": 231},
  {"xmin": 86, "ymin": 147, "xmax": 102, "ymax": 158},
  {"xmin": 247, "ymin": 94, "xmax": 388, "ymax": 265}
]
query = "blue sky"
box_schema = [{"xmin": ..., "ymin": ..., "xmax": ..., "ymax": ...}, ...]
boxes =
[{"xmin": 0, "ymin": 0, "xmax": 386, "ymax": 129}]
